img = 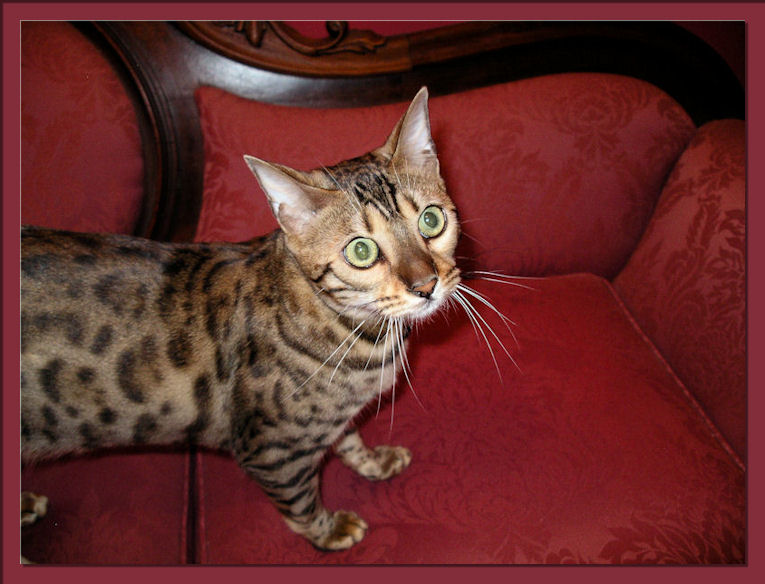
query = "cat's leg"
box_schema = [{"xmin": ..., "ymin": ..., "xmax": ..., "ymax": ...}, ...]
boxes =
[
  {"xmin": 233, "ymin": 421, "xmax": 367, "ymax": 551},
  {"xmin": 21, "ymin": 491, "xmax": 48, "ymax": 564},
  {"xmin": 21, "ymin": 491, "xmax": 48, "ymax": 527},
  {"xmin": 335, "ymin": 428, "xmax": 412, "ymax": 481},
  {"xmin": 283, "ymin": 505, "xmax": 368, "ymax": 552}
]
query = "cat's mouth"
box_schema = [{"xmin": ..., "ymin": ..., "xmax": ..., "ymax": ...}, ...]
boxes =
[
  {"xmin": 408, "ymin": 297, "xmax": 443, "ymax": 321},
  {"xmin": 383, "ymin": 278, "xmax": 457, "ymax": 322},
  {"xmin": 408, "ymin": 266, "xmax": 462, "ymax": 321},
  {"xmin": 327, "ymin": 267, "xmax": 461, "ymax": 322},
  {"xmin": 414, "ymin": 285, "xmax": 455, "ymax": 320}
]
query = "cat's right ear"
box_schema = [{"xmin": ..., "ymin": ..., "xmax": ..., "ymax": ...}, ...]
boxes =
[{"xmin": 244, "ymin": 155, "xmax": 334, "ymax": 235}]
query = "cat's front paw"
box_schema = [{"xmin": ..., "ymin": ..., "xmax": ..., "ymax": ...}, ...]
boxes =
[
  {"xmin": 366, "ymin": 445, "xmax": 412, "ymax": 481},
  {"xmin": 334, "ymin": 430, "xmax": 412, "ymax": 481},
  {"xmin": 341, "ymin": 444, "xmax": 412, "ymax": 481},
  {"xmin": 313, "ymin": 510, "xmax": 368, "ymax": 551}
]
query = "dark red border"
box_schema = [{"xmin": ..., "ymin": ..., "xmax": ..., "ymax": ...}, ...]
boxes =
[{"xmin": 3, "ymin": 2, "xmax": 761, "ymax": 583}]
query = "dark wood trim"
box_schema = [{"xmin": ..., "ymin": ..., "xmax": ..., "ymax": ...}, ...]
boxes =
[
  {"xmin": 81, "ymin": 21, "xmax": 743, "ymax": 242},
  {"xmin": 80, "ymin": 22, "xmax": 206, "ymax": 242},
  {"xmin": 72, "ymin": 23, "xmax": 164, "ymax": 241},
  {"xmin": 176, "ymin": 21, "xmax": 402, "ymax": 76}
]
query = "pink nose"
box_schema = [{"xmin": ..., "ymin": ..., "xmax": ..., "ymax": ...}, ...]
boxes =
[{"xmin": 410, "ymin": 276, "xmax": 437, "ymax": 299}]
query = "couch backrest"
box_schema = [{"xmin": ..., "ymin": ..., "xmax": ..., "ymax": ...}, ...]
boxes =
[
  {"xmin": 22, "ymin": 21, "xmax": 743, "ymax": 263},
  {"xmin": 194, "ymin": 74, "xmax": 695, "ymax": 278}
]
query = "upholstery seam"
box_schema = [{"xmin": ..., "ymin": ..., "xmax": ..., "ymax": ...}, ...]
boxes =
[
  {"xmin": 600, "ymin": 276, "xmax": 746, "ymax": 473},
  {"xmin": 180, "ymin": 448, "xmax": 190, "ymax": 564},
  {"xmin": 196, "ymin": 449, "xmax": 207, "ymax": 564},
  {"xmin": 185, "ymin": 446, "xmax": 199, "ymax": 564}
]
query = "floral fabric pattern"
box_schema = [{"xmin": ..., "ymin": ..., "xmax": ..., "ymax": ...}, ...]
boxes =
[
  {"xmin": 21, "ymin": 452, "xmax": 190, "ymax": 564},
  {"xmin": 614, "ymin": 120, "xmax": 746, "ymax": 459},
  {"xmin": 21, "ymin": 22, "xmax": 143, "ymax": 234}
]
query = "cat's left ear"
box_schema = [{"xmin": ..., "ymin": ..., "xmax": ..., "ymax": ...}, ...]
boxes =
[
  {"xmin": 244, "ymin": 155, "xmax": 334, "ymax": 236},
  {"xmin": 382, "ymin": 86, "xmax": 440, "ymax": 175}
]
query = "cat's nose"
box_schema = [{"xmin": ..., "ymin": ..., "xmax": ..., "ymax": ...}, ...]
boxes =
[{"xmin": 410, "ymin": 276, "xmax": 437, "ymax": 299}]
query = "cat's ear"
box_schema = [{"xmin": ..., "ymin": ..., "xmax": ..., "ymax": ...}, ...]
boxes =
[
  {"xmin": 382, "ymin": 86, "xmax": 439, "ymax": 175},
  {"xmin": 244, "ymin": 155, "xmax": 334, "ymax": 235}
]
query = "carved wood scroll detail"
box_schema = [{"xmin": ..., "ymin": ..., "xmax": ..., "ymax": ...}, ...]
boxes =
[
  {"xmin": 227, "ymin": 21, "xmax": 386, "ymax": 56},
  {"xmin": 176, "ymin": 21, "xmax": 581, "ymax": 78},
  {"xmin": 176, "ymin": 21, "xmax": 402, "ymax": 76}
]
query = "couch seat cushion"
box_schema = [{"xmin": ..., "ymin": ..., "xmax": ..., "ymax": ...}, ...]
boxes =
[
  {"xmin": 193, "ymin": 274, "xmax": 744, "ymax": 564},
  {"xmin": 21, "ymin": 452, "xmax": 190, "ymax": 564}
]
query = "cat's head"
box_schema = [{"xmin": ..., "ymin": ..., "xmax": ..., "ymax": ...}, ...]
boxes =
[{"xmin": 244, "ymin": 87, "xmax": 460, "ymax": 322}]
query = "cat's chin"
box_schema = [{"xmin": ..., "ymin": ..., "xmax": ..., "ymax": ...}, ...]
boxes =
[
  {"xmin": 345, "ymin": 301, "xmax": 441, "ymax": 323},
  {"xmin": 410, "ymin": 299, "xmax": 445, "ymax": 321},
  {"xmin": 396, "ymin": 294, "xmax": 449, "ymax": 323}
]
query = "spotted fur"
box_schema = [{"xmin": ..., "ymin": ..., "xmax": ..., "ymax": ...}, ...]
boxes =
[{"xmin": 21, "ymin": 88, "xmax": 461, "ymax": 553}]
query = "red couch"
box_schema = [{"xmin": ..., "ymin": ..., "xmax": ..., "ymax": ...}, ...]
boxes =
[{"xmin": 19, "ymin": 21, "xmax": 745, "ymax": 564}]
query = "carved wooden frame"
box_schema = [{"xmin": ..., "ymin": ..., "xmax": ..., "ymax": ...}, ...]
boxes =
[{"xmin": 177, "ymin": 21, "xmax": 393, "ymax": 75}]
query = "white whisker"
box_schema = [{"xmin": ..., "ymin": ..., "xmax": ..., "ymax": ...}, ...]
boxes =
[
  {"xmin": 457, "ymin": 283, "xmax": 519, "ymax": 334},
  {"xmin": 363, "ymin": 315, "xmax": 388, "ymax": 373},
  {"xmin": 394, "ymin": 319, "xmax": 426, "ymax": 413},
  {"xmin": 457, "ymin": 288, "xmax": 520, "ymax": 374},
  {"xmin": 321, "ymin": 165, "xmax": 340, "ymax": 187},
  {"xmin": 456, "ymin": 217, "xmax": 491, "ymax": 225},
  {"xmin": 388, "ymin": 319, "xmax": 398, "ymax": 434},
  {"xmin": 441, "ymin": 295, "xmax": 460, "ymax": 326},
  {"xmin": 289, "ymin": 318, "xmax": 368, "ymax": 397},
  {"xmin": 453, "ymin": 290, "xmax": 504, "ymax": 382},
  {"xmin": 459, "ymin": 231, "xmax": 484, "ymax": 246},
  {"xmin": 454, "ymin": 290, "xmax": 482, "ymax": 342},
  {"xmin": 327, "ymin": 324, "xmax": 367, "ymax": 389},
  {"xmin": 470, "ymin": 276, "xmax": 536, "ymax": 289},
  {"xmin": 463, "ymin": 270, "xmax": 540, "ymax": 291},
  {"xmin": 467, "ymin": 270, "xmax": 539, "ymax": 280},
  {"xmin": 377, "ymin": 318, "xmax": 392, "ymax": 417},
  {"xmin": 395, "ymin": 320, "xmax": 413, "ymax": 378},
  {"xmin": 457, "ymin": 285, "xmax": 521, "ymax": 358}
]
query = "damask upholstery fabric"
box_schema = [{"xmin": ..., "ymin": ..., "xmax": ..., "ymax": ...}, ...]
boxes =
[
  {"xmin": 193, "ymin": 74, "xmax": 696, "ymax": 278},
  {"xmin": 614, "ymin": 120, "xmax": 746, "ymax": 459},
  {"xmin": 19, "ymin": 43, "xmax": 745, "ymax": 564},
  {"xmin": 20, "ymin": 451, "xmax": 190, "ymax": 564},
  {"xmin": 21, "ymin": 22, "xmax": 144, "ymax": 235},
  {"xmin": 194, "ymin": 275, "xmax": 744, "ymax": 564}
]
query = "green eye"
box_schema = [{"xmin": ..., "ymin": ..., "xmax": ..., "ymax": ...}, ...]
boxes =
[
  {"xmin": 419, "ymin": 206, "xmax": 446, "ymax": 238},
  {"xmin": 344, "ymin": 237, "xmax": 379, "ymax": 268}
]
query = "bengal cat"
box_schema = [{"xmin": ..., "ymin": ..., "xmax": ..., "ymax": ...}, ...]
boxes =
[{"xmin": 21, "ymin": 88, "xmax": 509, "ymax": 559}]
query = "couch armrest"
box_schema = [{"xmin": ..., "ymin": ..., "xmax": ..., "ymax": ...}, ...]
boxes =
[{"xmin": 614, "ymin": 119, "xmax": 745, "ymax": 459}]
